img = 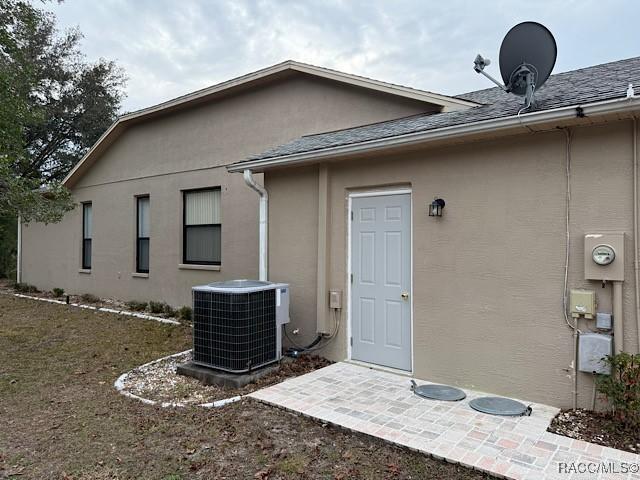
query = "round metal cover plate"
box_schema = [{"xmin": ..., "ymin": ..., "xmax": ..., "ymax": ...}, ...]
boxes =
[
  {"xmin": 413, "ymin": 384, "xmax": 466, "ymax": 401},
  {"xmin": 469, "ymin": 396, "xmax": 531, "ymax": 416}
]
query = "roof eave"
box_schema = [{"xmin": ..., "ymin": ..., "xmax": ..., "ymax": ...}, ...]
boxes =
[
  {"xmin": 228, "ymin": 96, "xmax": 640, "ymax": 173},
  {"xmin": 288, "ymin": 62, "xmax": 477, "ymax": 110}
]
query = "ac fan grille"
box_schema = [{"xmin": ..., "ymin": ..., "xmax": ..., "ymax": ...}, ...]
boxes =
[{"xmin": 193, "ymin": 289, "xmax": 277, "ymax": 372}]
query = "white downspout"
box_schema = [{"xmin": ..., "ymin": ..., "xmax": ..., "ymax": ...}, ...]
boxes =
[
  {"xmin": 16, "ymin": 215, "xmax": 22, "ymax": 284},
  {"xmin": 243, "ymin": 170, "xmax": 268, "ymax": 281}
]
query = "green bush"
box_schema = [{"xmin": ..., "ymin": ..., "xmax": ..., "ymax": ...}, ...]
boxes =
[
  {"xmin": 52, "ymin": 287, "xmax": 64, "ymax": 297},
  {"xmin": 13, "ymin": 282, "xmax": 39, "ymax": 293},
  {"xmin": 596, "ymin": 352, "xmax": 640, "ymax": 428},
  {"xmin": 162, "ymin": 303, "xmax": 176, "ymax": 317},
  {"xmin": 177, "ymin": 306, "xmax": 192, "ymax": 321},
  {"xmin": 148, "ymin": 300, "xmax": 166, "ymax": 314},
  {"xmin": 146, "ymin": 301, "xmax": 177, "ymax": 317},
  {"xmin": 80, "ymin": 293, "xmax": 100, "ymax": 304},
  {"xmin": 125, "ymin": 300, "xmax": 148, "ymax": 312}
]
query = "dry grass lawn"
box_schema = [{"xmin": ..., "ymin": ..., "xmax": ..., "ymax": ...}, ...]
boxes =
[{"xmin": 0, "ymin": 294, "xmax": 494, "ymax": 479}]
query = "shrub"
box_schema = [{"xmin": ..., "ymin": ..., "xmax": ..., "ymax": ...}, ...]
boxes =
[
  {"xmin": 596, "ymin": 352, "xmax": 640, "ymax": 428},
  {"xmin": 177, "ymin": 306, "xmax": 192, "ymax": 321},
  {"xmin": 125, "ymin": 300, "xmax": 148, "ymax": 312},
  {"xmin": 80, "ymin": 293, "xmax": 100, "ymax": 304},
  {"xmin": 162, "ymin": 304, "xmax": 176, "ymax": 317},
  {"xmin": 51, "ymin": 287, "xmax": 64, "ymax": 297},
  {"xmin": 13, "ymin": 282, "xmax": 39, "ymax": 293},
  {"xmin": 148, "ymin": 300, "xmax": 166, "ymax": 314}
]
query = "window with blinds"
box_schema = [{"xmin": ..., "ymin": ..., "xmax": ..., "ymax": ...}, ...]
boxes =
[
  {"xmin": 183, "ymin": 188, "xmax": 221, "ymax": 265},
  {"xmin": 136, "ymin": 196, "xmax": 150, "ymax": 273},
  {"xmin": 82, "ymin": 202, "xmax": 92, "ymax": 269}
]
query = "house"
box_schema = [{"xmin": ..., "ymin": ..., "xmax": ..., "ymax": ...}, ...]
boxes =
[
  {"xmin": 18, "ymin": 61, "xmax": 472, "ymax": 307},
  {"xmin": 19, "ymin": 56, "xmax": 640, "ymax": 409},
  {"xmin": 227, "ymin": 57, "xmax": 640, "ymax": 409}
]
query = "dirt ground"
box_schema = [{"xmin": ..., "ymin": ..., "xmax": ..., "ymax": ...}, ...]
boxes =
[
  {"xmin": 0, "ymin": 294, "xmax": 494, "ymax": 480},
  {"xmin": 548, "ymin": 409, "xmax": 640, "ymax": 454}
]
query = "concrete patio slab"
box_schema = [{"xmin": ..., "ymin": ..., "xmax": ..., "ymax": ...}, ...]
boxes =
[{"xmin": 249, "ymin": 362, "xmax": 640, "ymax": 480}]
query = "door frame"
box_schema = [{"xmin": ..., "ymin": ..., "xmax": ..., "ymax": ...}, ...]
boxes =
[{"xmin": 346, "ymin": 187, "xmax": 414, "ymax": 374}]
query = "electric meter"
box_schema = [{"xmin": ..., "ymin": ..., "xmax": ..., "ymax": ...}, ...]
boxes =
[
  {"xmin": 592, "ymin": 244, "xmax": 615, "ymax": 266},
  {"xmin": 584, "ymin": 233, "xmax": 624, "ymax": 281}
]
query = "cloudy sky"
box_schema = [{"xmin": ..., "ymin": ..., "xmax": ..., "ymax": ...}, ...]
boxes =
[{"xmin": 45, "ymin": 0, "xmax": 639, "ymax": 113}]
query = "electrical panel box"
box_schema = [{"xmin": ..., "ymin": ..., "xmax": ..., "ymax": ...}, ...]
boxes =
[
  {"xmin": 276, "ymin": 286, "xmax": 290, "ymax": 325},
  {"xmin": 584, "ymin": 232, "xmax": 625, "ymax": 281},
  {"xmin": 596, "ymin": 312, "xmax": 612, "ymax": 330},
  {"xmin": 570, "ymin": 289, "xmax": 596, "ymax": 319},
  {"xmin": 578, "ymin": 333, "xmax": 612, "ymax": 374},
  {"xmin": 329, "ymin": 290, "xmax": 342, "ymax": 309}
]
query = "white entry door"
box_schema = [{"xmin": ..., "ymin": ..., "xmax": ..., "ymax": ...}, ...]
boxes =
[{"xmin": 350, "ymin": 192, "xmax": 412, "ymax": 371}]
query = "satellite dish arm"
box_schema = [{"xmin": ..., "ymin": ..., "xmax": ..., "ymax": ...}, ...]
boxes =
[
  {"xmin": 477, "ymin": 69, "xmax": 509, "ymax": 91},
  {"xmin": 473, "ymin": 54, "xmax": 508, "ymax": 91}
]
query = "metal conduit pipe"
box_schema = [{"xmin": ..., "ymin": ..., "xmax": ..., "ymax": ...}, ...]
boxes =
[
  {"xmin": 613, "ymin": 281, "xmax": 624, "ymax": 354},
  {"xmin": 634, "ymin": 116, "xmax": 640, "ymax": 354},
  {"xmin": 243, "ymin": 169, "xmax": 268, "ymax": 281}
]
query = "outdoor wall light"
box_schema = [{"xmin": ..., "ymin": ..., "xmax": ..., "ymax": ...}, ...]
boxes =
[{"xmin": 429, "ymin": 198, "xmax": 445, "ymax": 217}]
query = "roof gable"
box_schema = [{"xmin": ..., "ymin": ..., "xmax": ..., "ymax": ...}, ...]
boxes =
[{"xmin": 63, "ymin": 60, "xmax": 477, "ymax": 188}]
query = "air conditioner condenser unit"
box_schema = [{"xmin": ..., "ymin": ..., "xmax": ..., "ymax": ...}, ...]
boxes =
[{"xmin": 192, "ymin": 280, "xmax": 290, "ymax": 373}]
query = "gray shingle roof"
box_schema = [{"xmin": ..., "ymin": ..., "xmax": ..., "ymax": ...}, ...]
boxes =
[{"xmin": 241, "ymin": 57, "xmax": 640, "ymax": 163}]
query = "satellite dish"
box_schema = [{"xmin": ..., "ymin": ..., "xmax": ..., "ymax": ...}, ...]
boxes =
[{"xmin": 474, "ymin": 21, "xmax": 557, "ymax": 109}]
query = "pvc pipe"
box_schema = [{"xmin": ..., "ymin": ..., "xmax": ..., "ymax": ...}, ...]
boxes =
[
  {"xmin": 613, "ymin": 281, "xmax": 624, "ymax": 353},
  {"xmin": 243, "ymin": 170, "xmax": 268, "ymax": 281},
  {"xmin": 16, "ymin": 215, "xmax": 21, "ymax": 284},
  {"xmin": 634, "ymin": 117, "xmax": 640, "ymax": 354},
  {"xmin": 572, "ymin": 328, "xmax": 579, "ymax": 410}
]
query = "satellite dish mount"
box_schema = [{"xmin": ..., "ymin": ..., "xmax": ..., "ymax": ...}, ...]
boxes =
[{"xmin": 473, "ymin": 22, "xmax": 557, "ymax": 110}]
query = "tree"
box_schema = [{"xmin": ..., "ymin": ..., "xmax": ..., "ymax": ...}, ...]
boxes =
[{"xmin": 0, "ymin": 0, "xmax": 126, "ymax": 277}]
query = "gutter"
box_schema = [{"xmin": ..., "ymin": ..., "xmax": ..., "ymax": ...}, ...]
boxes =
[
  {"xmin": 243, "ymin": 170, "xmax": 268, "ymax": 281},
  {"xmin": 228, "ymin": 96, "xmax": 640, "ymax": 172}
]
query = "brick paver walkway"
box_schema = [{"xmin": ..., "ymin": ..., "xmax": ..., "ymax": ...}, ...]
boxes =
[{"xmin": 249, "ymin": 362, "xmax": 640, "ymax": 479}]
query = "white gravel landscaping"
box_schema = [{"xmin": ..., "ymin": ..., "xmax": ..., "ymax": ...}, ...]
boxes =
[
  {"xmin": 115, "ymin": 350, "xmax": 333, "ymax": 409},
  {"xmin": 115, "ymin": 350, "xmax": 242, "ymax": 408}
]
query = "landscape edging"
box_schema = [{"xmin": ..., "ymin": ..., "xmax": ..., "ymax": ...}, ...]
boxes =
[{"xmin": 113, "ymin": 349, "xmax": 243, "ymax": 409}]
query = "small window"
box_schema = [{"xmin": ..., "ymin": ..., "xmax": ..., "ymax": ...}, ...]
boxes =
[
  {"xmin": 136, "ymin": 196, "xmax": 150, "ymax": 273},
  {"xmin": 183, "ymin": 188, "xmax": 221, "ymax": 265},
  {"xmin": 82, "ymin": 202, "xmax": 92, "ymax": 269}
]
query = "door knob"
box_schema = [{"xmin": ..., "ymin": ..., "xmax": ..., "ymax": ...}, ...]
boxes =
[{"xmin": 401, "ymin": 292, "xmax": 409, "ymax": 300}]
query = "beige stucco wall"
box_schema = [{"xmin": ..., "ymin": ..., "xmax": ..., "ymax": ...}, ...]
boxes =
[
  {"xmin": 266, "ymin": 119, "xmax": 639, "ymax": 408},
  {"xmin": 21, "ymin": 73, "xmax": 434, "ymax": 306}
]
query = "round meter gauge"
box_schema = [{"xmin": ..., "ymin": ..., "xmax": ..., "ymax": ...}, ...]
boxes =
[{"xmin": 592, "ymin": 244, "xmax": 615, "ymax": 265}]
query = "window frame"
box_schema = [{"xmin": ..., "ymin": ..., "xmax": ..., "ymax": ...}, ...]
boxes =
[
  {"xmin": 82, "ymin": 202, "xmax": 92, "ymax": 270},
  {"xmin": 136, "ymin": 195, "xmax": 150, "ymax": 274},
  {"xmin": 182, "ymin": 187, "xmax": 221, "ymax": 266}
]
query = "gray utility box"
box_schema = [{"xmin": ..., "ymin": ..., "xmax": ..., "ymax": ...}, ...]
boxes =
[
  {"xmin": 192, "ymin": 280, "xmax": 290, "ymax": 373},
  {"xmin": 578, "ymin": 333, "xmax": 612, "ymax": 374}
]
